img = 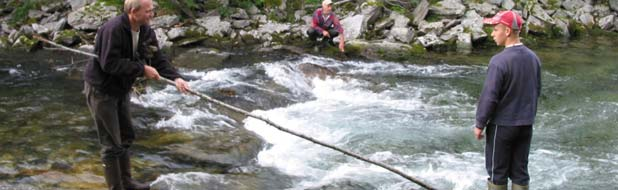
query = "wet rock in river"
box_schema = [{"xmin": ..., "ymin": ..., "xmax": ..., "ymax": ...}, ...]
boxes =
[
  {"xmin": 298, "ymin": 63, "xmax": 337, "ymax": 80},
  {"xmin": 162, "ymin": 128, "xmax": 263, "ymax": 170}
]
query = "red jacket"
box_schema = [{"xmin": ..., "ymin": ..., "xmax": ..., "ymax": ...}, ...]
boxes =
[{"xmin": 312, "ymin": 8, "xmax": 343, "ymax": 34}]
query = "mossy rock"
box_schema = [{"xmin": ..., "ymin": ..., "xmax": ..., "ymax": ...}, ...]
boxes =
[
  {"xmin": 11, "ymin": 35, "xmax": 38, "ymax": 52},
  {"xmin": 53, "ymin": 30, "xmax": 81, "ymax": 46},
  {"xmin": 0, "ymin": 36, "xmax": 10, "ymax": 49}
]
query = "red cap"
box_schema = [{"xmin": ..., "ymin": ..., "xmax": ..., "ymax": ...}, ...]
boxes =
[{"xmin": 483, "ymin": 10, "xmax": 523, "ymax": 30}]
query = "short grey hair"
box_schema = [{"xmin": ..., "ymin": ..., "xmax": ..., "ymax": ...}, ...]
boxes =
[{"xmin": 124, "ymin": 0, "xmax": 142, "ymax": 13}]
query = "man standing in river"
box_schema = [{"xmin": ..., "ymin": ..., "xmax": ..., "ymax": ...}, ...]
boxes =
[
  {"xmin": 83, "ymin": 0, "xmax": 190, "ymax": 189},
  {"xmin": 474, "ymin": 10, "xmax": 541, "ymax": 190}
]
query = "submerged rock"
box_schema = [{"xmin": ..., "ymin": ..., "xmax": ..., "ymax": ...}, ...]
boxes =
[
  {"xmin": 163, "ymin": 128, "xmax": 263, "ymax": 170},
  {"xmin": 304, "ymin": 179, "xmax": 376, "ymax": 190},
  {"xmin": 298, "ymin": 63, "xmax": 337, "ymax": 80}
]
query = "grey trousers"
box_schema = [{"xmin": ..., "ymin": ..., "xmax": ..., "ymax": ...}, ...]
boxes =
[{"xmin": 84, "ymin": 82, "xmax": 135, "ymax": 161}]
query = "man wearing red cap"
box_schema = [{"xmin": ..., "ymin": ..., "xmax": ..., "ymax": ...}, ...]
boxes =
[{"xmin": 474, "ymin": 10, "xmax": 541, "ymax": 190}]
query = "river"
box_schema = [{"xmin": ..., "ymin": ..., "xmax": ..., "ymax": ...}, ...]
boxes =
[{"xmin": 1, "ymin": 36, "xmax": 617, "ymax": 189}]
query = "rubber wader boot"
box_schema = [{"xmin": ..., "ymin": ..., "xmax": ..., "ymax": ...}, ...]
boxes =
[
  {"xmin": 103, "ymin": 158, "xmax": 124, "ymax": 190},
  {"xmin": 487, "ymin": 181, "xmax": 507, "ymax": 190},
  {"xmin": 119, "ymin": 153, "xmax": 150, "ymax": 190},
  {"xmin": 512, "ymin": 183, "xmax": 529, "ymax": 190}
]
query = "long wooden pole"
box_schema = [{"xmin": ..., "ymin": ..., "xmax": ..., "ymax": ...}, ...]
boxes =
[{"xmin": 33, "ymin": 35, "xmax": 436, "ymax": 190}]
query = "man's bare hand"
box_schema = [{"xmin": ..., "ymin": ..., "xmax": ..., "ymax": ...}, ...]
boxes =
[
  {"xmin": 174, "ymin": 78, "xmax": 190, "ymax": 94},
  {"xmin": 339, "ymin": 42, "xmax": 345, "ymax": 52},
  {"xmin": 144, "ymin": 65, "xmax": 160, "ymax": 80},
  {"xmin": 322, "ymin": 30, "xmax": 330, "ymax": 37},
  {"xmin": 474, "ymin": 127, "xmax": 484, "ymax": 140}
]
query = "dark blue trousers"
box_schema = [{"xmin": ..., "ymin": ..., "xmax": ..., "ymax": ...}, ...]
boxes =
[{"xmin": 485, "ymin": 124, "xmax": 533, "ymax": 185}]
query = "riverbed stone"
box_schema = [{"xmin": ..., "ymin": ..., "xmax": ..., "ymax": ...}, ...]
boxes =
[
  {"xmin": 167, "ymin": 27, "xmax": 188, "ymax": 41},
  {"xmin": 468, "ymin": 2, "xmax": 499, "ymax": 17},
  {"xmin": 440, "ymin": 24, "xmax": 464, "ymax": 41},
  {"xmin": 154, "ymin": 28, "xmax": 172, "ymax": 49},
  {"xmin": 67, "ymin": 3, "xmax": 119, "ymax": 31},
  {"xmin": 417, "ymin": 33, "xmax": 444, "ymax": 48},
  {"xmin": 456, "ymin": 32, "xmax": 472, "ymax": 54},
  {"xmin": 502, "ymin": 0, "xmax": 515, "ymax": 10},
  {"xmin": 460, "ymin": 10, "xmax": 486, "ymax": 42},
  {"xmin": 196, "ymin": 16, "xmax": 232, "ymax": 37},
  {"xmin": 231, "ymin": 8, "xmax": 250, "ymax": 20},
  {"xmin": 232, "ymin": 20, "xmax": 251, "ymax": 29},
  {"xmin": 150, "ymin": 15, "xmax": 180, "ymax": 29},
  {"xmin": 418, "ymin": 21, "xmax": 445, "ymax": 35},
  {"xmin": 430, "ymin": 0, "xmax": 466, "ymax": 17},
  {"xmin": 340, "ymin": 14, "xmax": 366, "ymax": 41},
  {"xmin": 598, "ymin": 15, "xmax": 616, "ymax": 30},
  {"xmin": 305, "ymin": 179, "xmax": 375, "ymax": 190},
  {"xmin": 611, "ymin": 0, "xmax": 618, "ymax": 12},
  {"xmin": 413, "ymin": 0, "xmax": 429, "ymax": 26},
  {"xmin": 68, "ymin": 0, "xmax": 95, "ymax": 11},
  {"xmin": 163, "ymin": 128, "xmax": 263, "ymax": 169},
  {"xmin": 52, "ymin": 30, "xmax": 81, "ymax": 46},
  {"xmin": 562, "ymin": 0, "xmax": 586, "ymax": 11}
]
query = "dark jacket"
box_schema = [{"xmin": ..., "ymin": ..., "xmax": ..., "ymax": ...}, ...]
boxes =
[
  {"xmin": 311, "ymin": 8, "xmax": 344, "ymax": 34},
  {"xmin": 84, "ymin": 13, "xmax": 181, "ymax": 97},
  {"xmin": 476, "ymin": 45, "xmax": 542, "ymax": 128}
]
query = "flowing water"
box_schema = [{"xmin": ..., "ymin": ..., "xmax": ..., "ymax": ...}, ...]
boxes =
[{"xmin": 1, "ymin": 36, "xmax": 617, "ymax": 189}]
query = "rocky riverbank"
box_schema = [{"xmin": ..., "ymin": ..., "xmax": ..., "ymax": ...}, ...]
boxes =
[{"xmin": 1, "ymin": 0, "xmax": 618, "ymax": 59}]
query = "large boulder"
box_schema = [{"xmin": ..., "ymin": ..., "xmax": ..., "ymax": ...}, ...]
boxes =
[
  {"xmin": 460, "ymin": 10, "xmax": 486, "ymax": 42},
  {"xmin": 387, "ymin": 27, "xmax": 415, "ymax": 43},
  {"xmin": 530, "ymin": 4, "xmax": 554, "ymax": 25},
  {"xmin": 440, "ymin": 24, "xmax": 464, "ymax": 41},
  {"xmin": 359, "ymin": 1, "xmax": 383, "ymax": 29},
  {"xmin": 391, "ymin": 12, "xmax": 410, "ymax": 28},
  {"xmin": 417, "ymin": 21, "xmax": 445, "ymax": 35},
  {"xmin": 598, "ymin": 15, "xmax": 616, "ymax": 30},
  {"xmin": 196, "ymin": 16, "xmax": 232, "ymax": 37},
  {"xmin": 552, "ymin": 18, "xmax": 570, "ymax": 38},
  {"xmin": 150, "ymin": 15, "xmax": 180, "ymax": 29},
  {"xmin": 456, "ymin": 33, "xmax": 472, "ymax": 54},
  {"xmin": 167, "ymin": 27, "xmax": 188, "ymax": 41},
  {"xmin": 385, "ymin": 12, "xmax": 414, "ymax": 43},
  {"xmin": 429, "ymin": 0, "xmax": 466, "ymax": 17},
  {"xmin": 416, "ymin": 33, "xmax": 444, "ymax": 48},
  {"xmin": 154, "ymin": 28, "xmax": 172, "ymax": 49},
  {"xmin": 468, "ymin": 2, "xmax": 499, "ymax": 17},
  {"xmin": 305, "ymin": 179, "xmax": 375, "ymax": 190},
  {"xmin": 502, "ymin": 0, "xmax": 515, "ymax": 10},
  {"xmin": 162, "ymin": 128, "xmax": 263, "ymax": 169},
  {"xmin": 412, "ymin": 0, "xmax": 430, "ymax": 26},
  {"xmin": 67, "ymin": 3, "xmax": 119, "ymax": 30},
  {"xmin": 339, "ymin": 15, "xmax": 366, "ymax": 41},
  {"xmin": 68, "ymin": 0, "xmax": 95, "ymax": 11},
  {"xmin": 611, "ymin": 0, "xmax": 618, "ymax": 12},
  {"xmin": 562, "ymin": 0, "xmax": 586, "ymax": 11},
  {"xmin": 52, "ymin": 30, "xmax": 81, "ymax": 46},
  {"xmin": 527, "ymin": 16, "xmax": 548, "ymax": 35},
  {"xmin": 231, "ymin": 8, "xmax": 250, "ymax": 20}
]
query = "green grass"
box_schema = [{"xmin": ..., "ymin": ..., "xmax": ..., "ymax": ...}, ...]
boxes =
[{"xmin": 8, "ymin": 0, "xmax": 37, "ymax": 26}]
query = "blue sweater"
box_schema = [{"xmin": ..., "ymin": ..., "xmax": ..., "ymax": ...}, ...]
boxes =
[{"xmin": 476, "ymin": 45, "xmax": 541, "ymax": 128}]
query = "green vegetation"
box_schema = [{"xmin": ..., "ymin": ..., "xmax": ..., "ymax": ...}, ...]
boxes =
[{"xmin": 8, "ymin": 0, "xmax": 37, "ymax": 26}]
